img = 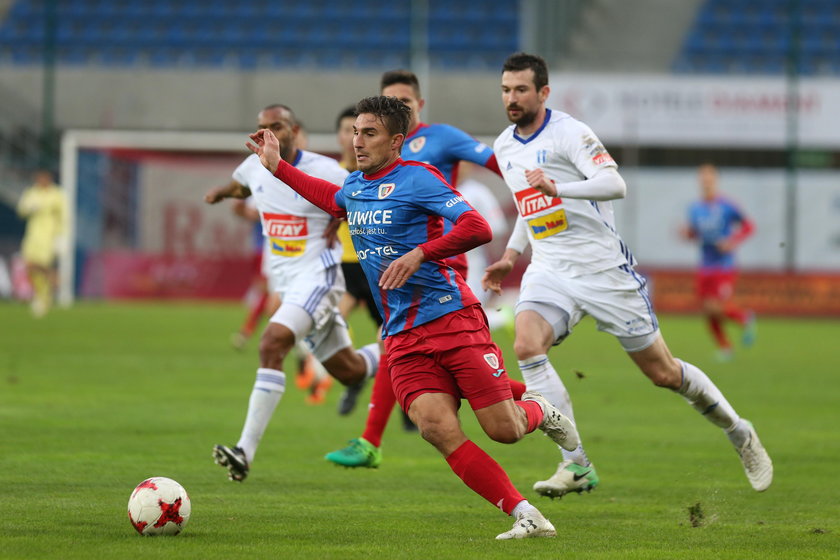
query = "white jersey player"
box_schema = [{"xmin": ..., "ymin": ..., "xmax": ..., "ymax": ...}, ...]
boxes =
[
  {"xmin": 484, "ymin": 53, "xmax": 772, "ymax": 501},
  {"xmin": 203, "ymin": 104, "xmax": 379, "ymax": 482}
]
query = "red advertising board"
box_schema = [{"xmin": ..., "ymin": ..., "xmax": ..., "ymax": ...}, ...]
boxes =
[
  {"xmin": 644, "ymin": 269, "xmax": 840, "ymax": 316},
  {"xmin": 80, "ymin": 252, "xmax": 253, "ymax": 300}
]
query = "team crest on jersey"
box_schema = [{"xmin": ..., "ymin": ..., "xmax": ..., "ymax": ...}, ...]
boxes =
[
  {"xmin": 483, "ymin": 353, "xmax": 499, "ymax": 369},
  {"xmin": 378, "ymin": 183, "xmax": 396, "ymax": 199},
  {"xmin": 408, "ymin": 136, "xmax": 426, "ymax": 153},
  {"xmin": 515, "ymin": 187, "xmax": 562, "ymax": 217}
]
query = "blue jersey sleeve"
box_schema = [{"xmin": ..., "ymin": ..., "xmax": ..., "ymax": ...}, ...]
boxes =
[
  {"xmin": 439, "ymin": 124, "xmax": 493, "ymax": 167},
  {"xmin": 410, "ymin": 166, "xmax": 474, "ymax": 223},
  {"xmin": 723, "ymin": 199, "xmax": 745, "ymax": 226}
]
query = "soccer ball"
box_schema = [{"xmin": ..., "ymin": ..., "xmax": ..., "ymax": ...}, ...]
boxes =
[{"xmin": 127, "ymin": 477, "xmax": 191, "ymax": 536}]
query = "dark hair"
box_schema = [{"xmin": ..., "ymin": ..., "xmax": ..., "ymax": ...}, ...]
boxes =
[
  {"xmin": 380, "ymin": 69, "xmax": 421, "ymax": 97},
  {"xmin": 502, "ymin": 52, "xmax": 549, "ymax": 91},
  {"xmin": 261, "ymin": 103, "xmax": 298, "ymax": 126},
  {"xmin": 354, "ymin": 96, "xmax": 411, "ymax": 136},
  {"xmin": 335, "ymin": 105, "xmax": 356, "ymax": 130}
]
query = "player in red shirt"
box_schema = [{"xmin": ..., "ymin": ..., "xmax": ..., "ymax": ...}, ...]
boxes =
[
  {"xmin": 247, "ymin": 95, "xmax": 579, "ymax": 539},
  {"xmin": 683, "ymin": 164, "xmax": 756, "ymax": 360}
]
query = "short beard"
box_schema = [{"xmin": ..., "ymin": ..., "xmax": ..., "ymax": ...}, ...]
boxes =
[{"xmin": 508, "ymin": 108, "xmax": 538, "ymax": 129}]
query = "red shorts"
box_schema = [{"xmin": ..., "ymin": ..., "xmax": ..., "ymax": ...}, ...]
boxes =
[
  {"xmin": 697, "ymin": 269, "xmax": 737, "ymax": 300},
  {"xmin": 384, "ymin": 304, "xmax": 513, "ymax": 413}
]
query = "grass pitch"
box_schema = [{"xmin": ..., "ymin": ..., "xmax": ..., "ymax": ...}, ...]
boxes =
[{"xmin": 1, "ymin": 301, "xmax": 838, "ymax": 559}]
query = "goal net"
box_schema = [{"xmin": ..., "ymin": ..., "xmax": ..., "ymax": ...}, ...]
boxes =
[{"xmin": 59, "ymin": 129, "xmax": 338, "ymax": 305}]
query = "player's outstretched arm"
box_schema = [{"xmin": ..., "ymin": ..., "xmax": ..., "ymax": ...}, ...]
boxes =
[
  {"xmin": 204, "ymin": 180, "xmax": 250, "ymax": 204},
  {"xmin": 248, "ymin": 129, "xmax": 345, "ymax": 218}
]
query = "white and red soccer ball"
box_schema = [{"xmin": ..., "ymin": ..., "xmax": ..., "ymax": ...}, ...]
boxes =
[{"xmin": 127, "ymin": 477, "xmax": 191, "ymax": 536}]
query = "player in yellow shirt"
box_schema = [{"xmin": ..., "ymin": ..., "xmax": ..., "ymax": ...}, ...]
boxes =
[{"xmin": 16, "ymin": 170, "xmax": 65, "ymax": 317}]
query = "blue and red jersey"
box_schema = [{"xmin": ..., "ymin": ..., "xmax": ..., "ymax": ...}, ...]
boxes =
[
  {"xmin": 402, "ymin": 122, "xmax": 496, "ymax": 185},
  {"xmin": 402, "ymin": 123, "xmax": 499, "ymax": 275},
  {"xmin": 687, "ymin": 196, "xmax": 753, "ymax": 270},
  {"xmin": 336, "ymin": 159, "xmax": 481, "ymax": 337},
  {"xmin": 272, "ymin": 157, "xmax": 488, "ymax": 339}
]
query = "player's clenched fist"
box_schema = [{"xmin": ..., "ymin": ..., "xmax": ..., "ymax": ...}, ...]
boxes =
[{"xmin": 525, "ymin": 168, "xmax": 557, "ymax": 197}]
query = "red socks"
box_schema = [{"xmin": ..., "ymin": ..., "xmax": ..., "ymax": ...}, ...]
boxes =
[
  {"xmin": 515, "ymin": 400, "xmax": 544, "ymax": 433},
  {"xmin": 707, "ymin": 316, "xmax": 730, "ymax": 349},
  {"xmin": 361, "ymin": 357, "xmax": 396, "ymax": 448},
  {"xmin": 241, "ymin": 291, "xmax": 269, "ymax": 337},
  {"xmin": 445, "ymin": 440, "xmax": 524, "ymax": 515},
  {"xmin": 724, "ymin": 306, "xmax": 748, "ymax": 325},
  {"xmin": 508, "ymin": 378, "xmax": 526, "ymax": 400}
]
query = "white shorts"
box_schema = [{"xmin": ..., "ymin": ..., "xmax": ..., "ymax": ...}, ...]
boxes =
[
  {"xmin": 269, "ymin": 264, "xmax": 350, "ymax": 362},
  {"xmin": 516, "ymin": 264, "xmax": 659, "ymax": 352}
]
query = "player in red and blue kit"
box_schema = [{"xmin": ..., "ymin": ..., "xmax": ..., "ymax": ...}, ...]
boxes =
[
  {"xmin": 246, "ymin": 95, "xmax": 578, "ymax": 539},
  {"xmin": 326, "ymin": 70, "xmax": 525, "ymax": 468},
  {"xmin": 683, "ymin": 164, "xmax": 756, "ymax": 360}
]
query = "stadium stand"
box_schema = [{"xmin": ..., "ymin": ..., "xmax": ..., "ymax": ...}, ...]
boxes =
[
  {"xmin": 0, "ymin": 0, "xmax": 519, "ymax": 70},
  {"xmin": 674, "ymin": 0, "xmax": 840, "ymax": 75}
]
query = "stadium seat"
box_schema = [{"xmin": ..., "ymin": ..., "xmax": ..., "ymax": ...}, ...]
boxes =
[
  {"xmin": 675, "ymin": 0, "xmax": 840, "ymax": 75},
  {"xmin": 0, "ymin": 0, "xmax": 519, "ymax": 70}
]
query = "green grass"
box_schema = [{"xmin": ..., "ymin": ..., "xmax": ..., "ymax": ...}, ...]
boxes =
[{"xmin": 1, "ymin": 301, "xmax": 838, "ymax": 559}]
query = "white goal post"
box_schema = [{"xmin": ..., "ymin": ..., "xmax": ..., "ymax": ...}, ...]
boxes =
[{"xmin": 58, "ymin": 129, "xmax": 341, "ymax": 305}]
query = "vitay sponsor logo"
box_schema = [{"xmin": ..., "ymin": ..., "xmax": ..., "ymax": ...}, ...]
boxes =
[
  {"xmin": 262, "ymin": 213, "xmax": 307, "ymax": 238},
  {"xmin": 515, "ymin": 187, "xmax": 562, "ymax": 217}
]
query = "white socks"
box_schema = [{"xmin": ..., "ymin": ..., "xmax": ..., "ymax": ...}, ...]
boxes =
[
  {"xmin": 676, "ymin": 359, "xmax": 749, "ymax": 446},
  {"xmin": 237, "ymin": 368, "xmax": 286, "ymax": 463},
  {"xmin": 511, "ymin": 500, "xmax": 538, "ymax": 519},
  {"xmin": 518, "ymin": 354, "xmax": 589, "ymax": 466},
  {"xmin": 358, "ymin": 342, "xmax": 380, "ymax": 378}
]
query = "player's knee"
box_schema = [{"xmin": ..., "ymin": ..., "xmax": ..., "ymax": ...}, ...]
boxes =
[
  {"xmin": 485, "ymin": 422, "xmax": 524, "ymax": 444},
  {"xmin": 258, "ymin": 334, "xmax": 290, "ymax": 368},
  {"xmin": 645, "ymin": 361, "xmax": 682, "ymax": 389},
  {"xmin": 322, "ymin": 350, "xmax": 365, "ymax": 386},
  {"xmin": 417, "ymin": 416, "xmax": 458, "ymax": 448},
  {"xmin": 513, "ymin": 337, "xmax": 544, "ymax": 360}
]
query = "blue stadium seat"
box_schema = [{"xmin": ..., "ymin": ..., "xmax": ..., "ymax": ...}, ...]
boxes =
[
  {"xmin": 675, "ymin": 0, "xmax": 840, "ymax": 75},
  {"xmin": 0, "ymin": 0, "xmax": 519, "ymax": 70}
]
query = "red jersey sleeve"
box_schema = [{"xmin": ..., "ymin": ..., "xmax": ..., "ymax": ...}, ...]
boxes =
[
  {"xmin": 418, "ymin": 210, "xmax": 491, "ymax": 262},
  {"xmin": 273, "ymin": 159, "xmax": 346, "ymax": 218}
]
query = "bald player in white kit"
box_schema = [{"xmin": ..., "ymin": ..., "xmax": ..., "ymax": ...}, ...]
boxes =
[
  {"xmin": 204, "ymin": 104, "xmax": 379, "ymax": 482},
  {"xmin": 483, "ymin": 53, "xmax": 772, "ymax": 499}
]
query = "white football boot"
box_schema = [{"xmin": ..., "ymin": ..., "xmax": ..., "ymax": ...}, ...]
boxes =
[
  {"xmin": 533, "ymin": 459, "xmax": 600, "ymax": 498},
  {"xmin": 496, "ymin": 510, "xmax": 557, "ymax": 540},
  {"xmin": 522, "ymin": 390, "xmax": 580, "ymax": 451},
  {"xmin": 737, "ymin": 421, "xmax": 773, "ymax": 492}
]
